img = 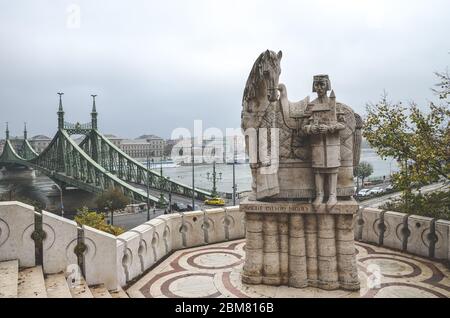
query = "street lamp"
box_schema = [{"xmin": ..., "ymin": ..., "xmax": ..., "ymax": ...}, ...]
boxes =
[
  {"xmin": 191, "ymin": 143, "xmax": 195, "ymax": 211},
  {"xmin": 232, "ymin": 135, "xmax": 237, "ymax": 206},
  {"xmin": 105, "ymin": 206, "xmax": 110, "ymax": 225},
  {"xmin": 167, "ymin": 177, "xmax": 172, "ymax": 213},
  {"xmin": 146, "ymin": 152, "xmax": 150, "ymax": 221},
  {"xmin": 389, "ymin": 158, "xmax": 395, "ymax": 180},
  {"xmin": 52, "ymin": 184, "xmax": 64, "ymax": 217},
  {"xmin": 206, "ymin": 161, "xmax": 222, "ymax": 198},
  {"xmin": 105, "ymin": 200, "xmax": 114, "ymax": 225}
]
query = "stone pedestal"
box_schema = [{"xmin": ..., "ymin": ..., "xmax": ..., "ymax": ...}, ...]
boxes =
[{"xmin": 241, "ymin": 199, "xmax": 360, "ymax": 291}]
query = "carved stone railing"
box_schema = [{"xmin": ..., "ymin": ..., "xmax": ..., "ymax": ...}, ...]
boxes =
[
  {"xmin": 115, "ymin": 206, "xmax": 245, "ymax": 287},
  {"xmin": 0, "ymin": 201, "xmax": 448, "ymax": 291},
  {"xmin": 355, "ymin": 207, "xmax": 450, "ymax": 261},
  {"xmin": 0, "ymin": 201, "xmax": 245, "ymax": 290}
]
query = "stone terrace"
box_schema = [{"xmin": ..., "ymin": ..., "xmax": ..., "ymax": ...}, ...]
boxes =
[{"xmin": 127, "ymin": 239, "xmax": 450, "ymax": 298}]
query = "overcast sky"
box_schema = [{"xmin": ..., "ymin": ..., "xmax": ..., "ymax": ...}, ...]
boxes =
[{"xmin": 1, "ymin": 0, "xmax": 449, "ymax": 139}]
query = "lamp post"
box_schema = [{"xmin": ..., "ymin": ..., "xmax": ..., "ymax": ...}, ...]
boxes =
[
  {"xmin": 389, "ymin": 158, "xmax": 395, "ymax": 180},
  {"xmin": 105, "ymin": 206, "xmax": 111, "ymax": 225},
  {"xmin": 52, "ymin": 184, "xmax": 64, "ymax": 217},
  {"xmin": 146, "ymin": 152, "xmax": 150, "ymax": 221},
  {"xmin": 167, "ymin": 177, "xmax": 172, "ymax": 212},
  {"xmin": 160, "ymin": 155, "xmax": 163, "ymax": 178},
  {"xmin": 206, "ymin": 161, "xmax": 222, "ymax": 198},
  {"xmin": 232, "ymin": 135, "xmax": 237, "ymax": 206},
  {"xmin": 191, "ymin": 143, "xmax": 195, "ymax": 211}
]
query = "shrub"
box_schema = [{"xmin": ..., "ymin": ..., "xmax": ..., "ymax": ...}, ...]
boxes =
[
  {"xmin": 380, "ymin": 190, "xmax": 450, "ymax": 220},
  {"xmin": 95, "ymin": 187, "xmax": 129, "ymax": 212},
  {"xmin": 74, "ymin": 207, "xmax": 125, "ymax": 236}
]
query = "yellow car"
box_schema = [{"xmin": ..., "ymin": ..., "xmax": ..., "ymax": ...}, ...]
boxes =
[{"xmin": 204, "ymin": 197, "xmax": 225, "ymax": 206}]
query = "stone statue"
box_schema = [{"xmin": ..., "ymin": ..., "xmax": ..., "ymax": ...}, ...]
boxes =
[
  {"xmin": 240, "ymin": 50, "xmax": 362, "ymax": 291},
  {"xmin": 301, "ymin": 75, "xmax": 346, "ymax": 210},
  {"xmin": 241, "ymin": 49, "xmax": 283, "ymax": 200}
]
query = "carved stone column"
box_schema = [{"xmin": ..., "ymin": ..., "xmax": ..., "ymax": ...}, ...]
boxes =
[
  {"xmin": 288, "ymin": 214, "xmax": 307, "ymax": 288},
  {"xmin": 278, "ymin": 214, "xmax": 289, "ymax": 285},
  {"xmin": 242, "ymin": 213, "xmax": 263, "ymax": 284},
  {"xmin": 262, "ymin": 214, "xmax": 280, "ymax": 285},
  {"xmin": 336, "ymin": 214, "xmax": 360, "ymax": 290},
  {"xmin": 317, "ymin": 214, "xmax": 339, "ymax": 290},
  {"xmin": 304, "ymin": 214, "xmax": 318, "ymax": 287},
  {"xmin": 241, "ymin": 199, "xmax": 360, "ymax": 291}
]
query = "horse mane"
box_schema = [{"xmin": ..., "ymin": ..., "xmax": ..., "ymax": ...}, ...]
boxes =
[{"xmin": 242, "ymin": 52, "xmax": 264, "ymax": 104}]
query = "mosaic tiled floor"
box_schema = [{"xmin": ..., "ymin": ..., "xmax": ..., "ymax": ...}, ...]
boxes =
[{"xmin": 127, "ymin": 240, "xmax": 450, "ymax": 298}]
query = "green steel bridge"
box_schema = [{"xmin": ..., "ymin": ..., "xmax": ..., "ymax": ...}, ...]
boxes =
[{"xmin": 0, "ymin": 94, "xmax": 211, "ymax": 204}]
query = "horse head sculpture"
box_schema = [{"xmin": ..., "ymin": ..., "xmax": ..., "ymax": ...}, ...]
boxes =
[{"xmin": 242, "ymin": 49, "xmax": 282, "ymax": 118}]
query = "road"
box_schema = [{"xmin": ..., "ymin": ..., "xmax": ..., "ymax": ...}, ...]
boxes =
[
  {"xmin": 109, "ymin": 186, "xmax": 241, "ymax": 230},
  {"xmin": 107, "ymin": 208, "xmax": 166, "ymax": 230},
  {"xmin": 359, "ymin": 182, "xmax": 448, "ymax": 208}
]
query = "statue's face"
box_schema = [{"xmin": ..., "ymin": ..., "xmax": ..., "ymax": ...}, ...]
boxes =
[{"xmin": 314, "ymin": 80, "xmax": 328, "ymax": 97}]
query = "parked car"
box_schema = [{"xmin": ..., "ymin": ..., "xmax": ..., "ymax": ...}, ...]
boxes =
[
  {"xmin": 386, "ymin": 184, "xmax": 395, "ymax": 191},
  {"xmin": 357, "ymin": 189, "xmax": 371, "ymax": 197},
  {"xmin": 204, "ymin": 197, "xmax": 225, "ymax": 206},
  {"xmin": 171, "ymin": 202, "xmax": 190, "ymax": 212},
  {"xmin": 368, "ymin": 187, "xmax": 384, "ymax": 195}
]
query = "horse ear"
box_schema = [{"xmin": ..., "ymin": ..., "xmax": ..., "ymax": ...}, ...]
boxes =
[{"xmin": 277, "ymin": 50, "xmax": 283, "ymax": 60}]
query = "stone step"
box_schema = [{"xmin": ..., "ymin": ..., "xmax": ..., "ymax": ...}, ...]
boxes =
[
  {"xmin": 44, "ymin": 273, "xmax": 72, "ymax": 298},
  {"xmin": 17, "ymin": 266, "xmax": 48, "ymax": 298},
  {"xmin": 68, "ymin": 275, "xmax": 94, "ymax": 298},
  {"xmin": 90, "ymin": 284, "xmax": 112, "ymax": 298},
  {"xmin": 0, "ymin": 260, "xmax": 19, "ymax": 298},
  {"xmin": 109, "ymin": 286, "xmax": 129, "ymax": 298}
]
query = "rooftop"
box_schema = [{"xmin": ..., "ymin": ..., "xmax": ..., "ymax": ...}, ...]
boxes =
[
  {"xmin": 31, "ymin": 135, "xmax": 51, "ymax": 140},
  {"xmin": 136, "ymin": 134, "xmax": 164, "ymax": 140}
]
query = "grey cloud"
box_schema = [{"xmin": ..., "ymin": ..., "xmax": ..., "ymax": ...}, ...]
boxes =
[{"xmin": 0, "ymin": 0, "xmax": 448, "ymax": 139}]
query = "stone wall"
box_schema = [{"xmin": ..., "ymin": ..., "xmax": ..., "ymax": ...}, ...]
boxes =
[
  {"xmin": 0, "ymin": 201, "xmax": 119, "ymax": 290},
  {"xmin": 0, "ymin": 202, "xmax": 245, "ymax": 290},
  {"xmin": 355, "ymin": 207, "xmax": 450, "ymax": 262},
  {"xmin": 1, "ymin": 201, "xmax": 448, "ymax": 291},
  {"xmin": 115, "ymin": 206, "xmax": 245, "ymax": 286}
]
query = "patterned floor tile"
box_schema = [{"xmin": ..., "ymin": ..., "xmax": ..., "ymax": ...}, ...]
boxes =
[{"xmin": 126, "ymin": 240, "xmax": 450, "ymax": 298}]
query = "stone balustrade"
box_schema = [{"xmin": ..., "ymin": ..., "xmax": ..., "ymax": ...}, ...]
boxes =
[
  {"xmin": 0, "ymin": 202, "xmax": 245, "ymax": 290},
  {"xmin": 355, "ymin": 207, "xmax": 450, "ymax": 262},
  {"xmin": 116, "ymin": 206, "xmax": 245, "ymax": 286},
  {"xmin": 0, "ymin": 201, "xmax": 448, "ymax": 292}
]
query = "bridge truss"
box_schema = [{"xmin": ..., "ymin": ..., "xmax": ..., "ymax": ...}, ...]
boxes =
[{"xmin": 0, "ymin": 95, "xmax": 211, "ymax": 204}]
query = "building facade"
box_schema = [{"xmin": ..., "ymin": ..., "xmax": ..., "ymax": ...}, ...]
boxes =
[
  {"xmin": 105, "ymin": 134, "xmax": 165, "ymax": 159},
  {"xmin": 29, "ymin": 135, "xmax": 52, "ymax": 153}
]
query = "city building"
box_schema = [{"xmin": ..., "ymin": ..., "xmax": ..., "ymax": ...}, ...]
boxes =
[
  {"xmin": 137, "ymin": 135, "xmax": 165, "ymax": 158},
  {"xmin": 29, "ymin": 135, "xmax": 52, "ymax": 153},
  {"xmin": 169, "ymin": 135, "xmax": 247, "ymax": 165},
  {"xmin": 104, "ymin": 134, "xmax": 165, "ymax": 159},
  {"xmin": 104, "ymin": 134, "xmax": 124, "ymax": 148}
]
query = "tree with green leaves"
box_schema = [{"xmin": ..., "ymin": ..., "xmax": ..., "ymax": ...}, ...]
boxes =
[
  {"xmin": 95, "ymin": 187, "xmax": 130, "ymax": 212},
  {"xmin": 364, "ymin": 71, "xmax": 450, "ymax": 215},
  {"xmin": 354, "ymin": 161, "xmax": 374, "ymax": 190},
  {"xmin": 75, "ymin": 207, "xmax": 124, "ymax": 236}
]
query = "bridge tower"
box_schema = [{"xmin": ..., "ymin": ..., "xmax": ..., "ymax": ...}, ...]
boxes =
[
  {"xmin": 23, "ymin": 122, "xmax": 27, "ymax": 140},
  {"xmin": 91, "ymin": 94, "xmax": 98, "ymax": 130},
  {"xmin": 57, "ymin": 92, "xmax": 65, "ymax": 130},
  {"xmin": 90, "ymin": 94, "xmax": 99, "ymax": 162},
  {"xmin": 5, "ymin": 122, "xmax": 9, "ymax": 140},
  {"xmin": 56, "ymin": 93, "xmax": 66, "ymax": 173}
]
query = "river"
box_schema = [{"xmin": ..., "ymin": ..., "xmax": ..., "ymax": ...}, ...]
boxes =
[{"xmin": 0, "ymin": 148, "xmax": 397, "ymax": 216}]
